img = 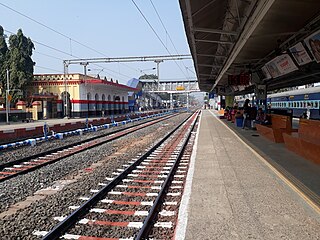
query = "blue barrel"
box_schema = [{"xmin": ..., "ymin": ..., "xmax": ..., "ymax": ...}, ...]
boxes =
[{"xmin": 235, "ymin": 118, "xmax": 243, "ymax": 127}]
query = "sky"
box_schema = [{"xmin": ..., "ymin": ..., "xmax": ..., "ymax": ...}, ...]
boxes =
[{"xmin": 0, "ymin": 0, "xmax": 197, "ymax": 85}]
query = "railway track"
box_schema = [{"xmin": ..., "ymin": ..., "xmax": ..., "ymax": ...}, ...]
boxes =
[
  {"xmin": 0, "ymin": 113, "xmax": 178, "ymax": 183},
  {"xmin": 34, "ymin": 110, "xmax": 200, "ymax": 240}
]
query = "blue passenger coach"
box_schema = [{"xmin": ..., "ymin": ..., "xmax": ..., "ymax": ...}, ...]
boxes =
[{"xmin": 268, "ymin": 87, "xmax": 320, "ymax": 119}]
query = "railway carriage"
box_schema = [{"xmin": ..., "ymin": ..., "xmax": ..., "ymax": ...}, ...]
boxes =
[{"xmin": 267, "ymin": 87, "xmax": 320, "ymax": 119}]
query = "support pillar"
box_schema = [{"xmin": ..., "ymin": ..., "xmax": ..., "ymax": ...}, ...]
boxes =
[
  {"xmin": 255, "ymin": 84, "xmax": 267, "ymax": 112},
  {"xmin": 32, "ymin": 101, "xmax": 41, "ymax": 121},
  {"xmin": 43, "ymin": 100, "xmax": 48, "ymax": 119},
  {"xmin": 186, "ymin": 92, "xmax": 189, "ymax": 110}
]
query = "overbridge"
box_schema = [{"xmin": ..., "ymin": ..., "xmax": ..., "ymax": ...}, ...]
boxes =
[{"xmin": 140, "ymin": 79, "xmax": 200, "ymax": 94}]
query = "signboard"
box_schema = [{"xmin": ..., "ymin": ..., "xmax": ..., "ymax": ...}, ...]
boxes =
[
  {"xmin": 176, "ymin": 86, "xmax": 185, "ymax": 91},
  {"xmin": 261, "ymin": 66, "xmax": 272, "ymax": 80},
  {"xmin": 231, "ymin": 85, "xmax": 239, "ymax": 92},
  {"xmin": 265, "ymin": 54, "xmax": 298, "ymax": 78},
  {"xmin": 228, "ymin": 73, "xmax": 251, "ymax": 86},
  {"xmin": 304, "ymin": 29, "xmax": 320, "ymax": 63},
  {"xmin": 289, "ymin": 42, "xmax": 312, "ymax": 65},
  {"xmin": 256, "ymin": 85, "xmax": 267, "ymax": 100}
]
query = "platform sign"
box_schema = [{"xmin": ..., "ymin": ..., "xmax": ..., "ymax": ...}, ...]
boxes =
[
  {"xmin": 265, "ymin": 54, "xmax": 298, "ymax": 78},
  {"xmin": 255, "ymin": 85, "xmax": 267, "ymax": 100},
  {"xmin": 261, "ymin": 66, "xmax": 272, "ymax": 80},
  {"xmin": 304, "ymin": 29, "xmax": 320, "ymax": 63},
  {"xmin": 289, "ymin": 42, "xmax": 312, "ymax": 66},
  {"xmin": 208, "ymin": 92, "xmax": 215, "ymax": 99},
  {"xmin": 176, "ymin": 86, "xmax": 185, "ymax": 91},
  {"xmin": 228, "ymin": 73, "xmax": 250, "ymax": 85}
]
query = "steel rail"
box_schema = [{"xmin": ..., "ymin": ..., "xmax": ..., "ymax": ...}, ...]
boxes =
[
  {"xmin": 0, "ymin": 113, "xmax": 178, "ymax": 182},
  {"xmin": 135, "ymin": 111, "xmax": 199, "ymax": 239},
  {"xmin": 42, "ymin": 111, "xmax": 197, "ymax": 240},
  {"xmin": 0, "ymin": 113, "xmax": 175, "ymax": 170}
]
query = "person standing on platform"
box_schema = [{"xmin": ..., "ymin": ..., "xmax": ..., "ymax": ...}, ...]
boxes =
[
  {"xmin": 242, "ymin": 99, "xmax": 250, "ymax": 129},
  {"xmin": 43, "ymin": 122, "xmax": 50, "ymax": 141},
  {"xmin": 306, "ymin": 103, "xmax": 311, "ymax": 119}
]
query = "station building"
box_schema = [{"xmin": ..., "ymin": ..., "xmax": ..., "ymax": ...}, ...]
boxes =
[{"xmin": 27, "ymin": 74, "xmax": 136, "ymax": 119}]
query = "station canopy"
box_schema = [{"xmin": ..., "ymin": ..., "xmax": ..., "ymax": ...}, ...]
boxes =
[{"xmin": 179, "ymin": 0, "xmax": 320, "ymax": 95}]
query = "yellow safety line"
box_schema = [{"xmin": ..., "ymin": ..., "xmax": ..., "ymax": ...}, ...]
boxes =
[{"xmin": 209, "ymin": 110, "xmax": 320, "ymax": 214}]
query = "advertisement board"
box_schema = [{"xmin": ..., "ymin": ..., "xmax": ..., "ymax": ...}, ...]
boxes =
[
  {"xmin": 304, "ymin": 29, "xmax": 320, "ymax": 63},
  {"xmin": 261, "ymin": 66, "xmax": 272, "ymax": 80},
  {"xmin": 289, "ymin": 42, "xmax": 312, "ymax": 65},
  {"xmin": 265, "ymin": 54, "xmax": 298, "ymax": 78}
]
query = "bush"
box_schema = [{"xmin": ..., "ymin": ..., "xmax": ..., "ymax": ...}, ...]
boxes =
[{"xmin": 11, "ymin": 115, "xmax": 18, "ymax": 122}]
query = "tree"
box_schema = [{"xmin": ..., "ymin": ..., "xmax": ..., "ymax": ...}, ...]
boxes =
[
  {"xmin": 7, "ymin": 29, "xmax": 35, "ymax": 100},
  {"xmin": 139, "ymin": 74, "xmax": 157, "ymax": 80},
  {"xmin": 0, "ymin": 26, "xmax": 8, "ymax": 96}
]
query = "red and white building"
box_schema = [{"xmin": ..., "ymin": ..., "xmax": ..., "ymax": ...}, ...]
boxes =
[{"xmin": 28, "ymin": 74, "xmax": 137, "ymax": 118}]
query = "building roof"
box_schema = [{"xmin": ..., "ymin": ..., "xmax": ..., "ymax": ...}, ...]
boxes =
[
  {"xmin": 33, "ymin": 74, "xmax": 137, "ymax": 91},
  {"xmin": 127, "ymin": 78, "xmax": 140, "ymax": 89}
]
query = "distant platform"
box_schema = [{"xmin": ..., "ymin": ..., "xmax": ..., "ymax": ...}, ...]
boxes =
[{"xmin": 0, "ymin": 111, "xmax": 161, "ymax": 144}]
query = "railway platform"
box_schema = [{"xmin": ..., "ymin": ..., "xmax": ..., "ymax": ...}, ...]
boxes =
[
  {"xmin": 176, "ymin": 109, "xmax": 320, "ymax": 239},
  {"xmin": 0, "ymin": 110, "xmax": 164, "ymax": 143}
]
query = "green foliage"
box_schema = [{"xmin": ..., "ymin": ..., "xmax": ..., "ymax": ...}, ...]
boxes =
[
  {"xmin": 8, "ymin": 29, "xmax": 35, "ymax": 100},
  {"xmin": 0, "ymin": 26, "xmax": 35, "ymax": 101},
  {"xmin": 139, "ymin": 74, "xmax": 158, "ymax": 80},
  {"xmin": 0, "ymin": 26, "xmax": 8, "ymax": 95}
]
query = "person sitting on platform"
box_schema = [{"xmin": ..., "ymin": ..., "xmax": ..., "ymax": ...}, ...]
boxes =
[
  {"xmin": 300, "ymin": 112, "xmax": 308, "ymax": 119},
  {"xmin": 255, "ymin": 108, "xmax": 267, "ymax": 125}
]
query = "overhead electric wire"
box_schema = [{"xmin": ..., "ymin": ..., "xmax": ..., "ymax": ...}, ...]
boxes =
[
  {"xmin": 131, "ymin": 0, "xmax": 190, "ymax": 80},
  {"xmin": 35, "ymin": 65, "xmax": 63, "ymax": 73},
  {"xmin": 0, "ymin": 2, "xmax": 140, "ymax": 75},
  {"xmin": 4, "ymin": 29, "xmax": 75, "ymax": 57},
  {"xmin": 149, "ymin": 0, "xmax": 195, "ymax": 80},
  {"xmin": 4, "ymin": 28, "xmax": 129, "ymax": 81},
  {"xmin": 34, "ymin": 51, "xmax": 64, "ymax": 61}
]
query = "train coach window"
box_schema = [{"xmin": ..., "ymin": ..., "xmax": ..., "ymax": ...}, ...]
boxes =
[
  {"xmin": 303, "ymin": 102, "xmax": 306, "ymax": 108},
  {"xmin": 315, "ymin": 102, "xmax": 318, "ymax": 108},
  {"xmin": 293, "ymin": 102, "xmax": 296, "ymax": 108}
]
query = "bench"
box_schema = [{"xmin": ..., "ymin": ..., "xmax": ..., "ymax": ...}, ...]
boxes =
[
  {"xmin": 256, "ymin": 114, "xmax": 297, "ymax": 143},
  {"xmin": 283, "ymin": 119, "xmax": 320, "ymax": 165}
]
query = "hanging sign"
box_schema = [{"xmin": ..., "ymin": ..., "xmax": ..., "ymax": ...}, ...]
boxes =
[
  {"xmin": 289, "ymin": 42, "xmax": 312, "ymax": 65},
  {"xmin": 304, "ymin": 29, "xmax": 320, "ymax": 63},
  {"xmin": 228, "ymin": 73, "xmax": 251, "ymax": 86},
  {"xmin": 261, "ymin": 66, "xmax": 272, "ymax": 80},
  {"xmin": 265, "ymin": 54, "xmax": 298, "ymax": 78}
]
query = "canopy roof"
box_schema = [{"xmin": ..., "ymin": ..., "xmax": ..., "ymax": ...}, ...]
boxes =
[{"xmin": 179, "ymin": 0, "xmax": 320, "ymax": 94}]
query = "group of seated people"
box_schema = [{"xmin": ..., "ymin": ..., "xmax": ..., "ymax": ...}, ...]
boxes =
[{"xmin": 225, "ymin": 100, "xmax": 270, "ymax": 129}]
